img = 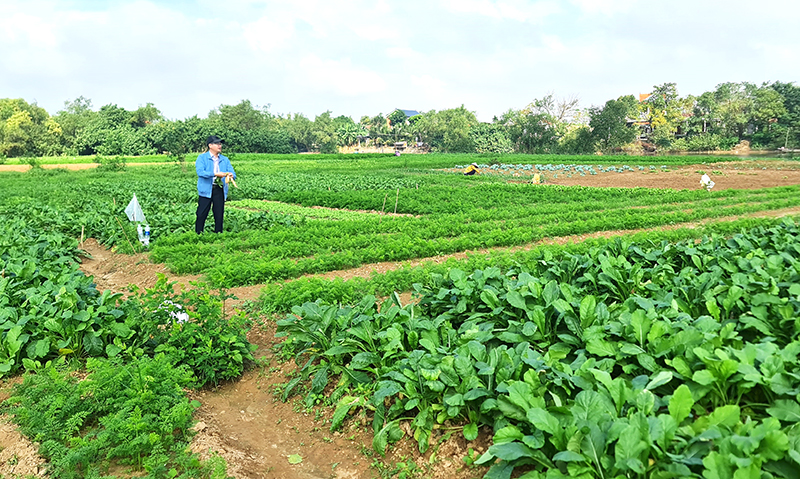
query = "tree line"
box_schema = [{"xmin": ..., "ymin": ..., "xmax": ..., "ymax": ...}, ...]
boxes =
[{"xmin": 1, "ymin": 80, "xmax": 798, "ymax": 159}]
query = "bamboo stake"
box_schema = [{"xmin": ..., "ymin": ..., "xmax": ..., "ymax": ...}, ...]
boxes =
[
  {"xmin": 80, "ymin": 225, "xmax": 84, "ymax": 247},
  {"xmin": 379, "ymin": 193, "xmax": 388, "ymax": 225},
  {"xmin": 394, "ymin": 188, "xmax": 399, "ymax": 214},
  {"xmin": 115, "ymin": 216, "xmax": 137, "ymax": 254}
]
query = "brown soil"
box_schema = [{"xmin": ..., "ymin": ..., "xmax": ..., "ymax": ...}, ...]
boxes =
[
  {"xmin": 77, "ymin": 238, "xmax": 263, "ymax": 309},
  {"xmin": 3, "ymin": 161, "xmax": 800, "ymax": 478},
  {"xmin": 0, "ymin": 163, "xmax": 156, "ymax": 172},
  {"xmin": 449, "ymin": 160, "xmax": 800, "ymax": 191},
  {"xmin": 0, "ymin": 163, "xmax": 101, "ymax": 172},
  {"xmin": 0, "ymin": 415, "xmax": 46, "ymax": 477},
  {"xmin": 543, "ymin": 161, "xmax": 800, "ymax": 190}
]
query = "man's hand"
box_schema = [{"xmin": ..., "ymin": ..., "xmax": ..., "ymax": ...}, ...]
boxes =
[{"xmin": 225, "ymin": 173, "xmax": 238, "ymax": 188}]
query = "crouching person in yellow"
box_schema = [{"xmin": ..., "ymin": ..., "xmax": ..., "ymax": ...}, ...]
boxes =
[
  {"xmin": 196, "ymin": 135, "xmax": 236, "ymax": 234},
  {"xmin": 464, "ymin": 162, "xmax": 479, "ymax": 176}
]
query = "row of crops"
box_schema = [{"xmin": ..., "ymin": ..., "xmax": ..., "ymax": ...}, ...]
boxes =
[
  {"xmin": 278, "ymin": 219, "xmax": 800, "ymax": 479},
  {"xmin": 3, "ymin": 154, "xmax": 800, "ymax": 293}
]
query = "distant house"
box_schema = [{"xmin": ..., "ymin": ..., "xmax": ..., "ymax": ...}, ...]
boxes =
[{"xmin": 394, "ymin": 109, "xmax": 421, "ymax": 119}]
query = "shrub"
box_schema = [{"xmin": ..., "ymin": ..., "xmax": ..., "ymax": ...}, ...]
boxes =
[
  {"xmin": 666, "ymin": 137, "xmax": 689, "ymax": 152},
  {"xmin": 95, "ymin": 155, "xmax": 127, "ymax": 171},
  {"xmin": 686, "ymin": 134, "xmax": 722, "ymax": 151},
  {"xmin": 123, "ymin": 275, "xmax": 257, "ymax": 387}
]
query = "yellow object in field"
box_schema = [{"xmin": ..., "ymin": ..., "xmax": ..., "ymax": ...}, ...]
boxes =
[{"xmin": 531, "ymin": 174, "xmax": 541, "ymax": 184}]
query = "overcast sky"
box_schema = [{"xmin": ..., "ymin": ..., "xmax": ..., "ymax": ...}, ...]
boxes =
[{"xmin": 2, "ymin": 0, "xmax": 799, "ymax": 122}]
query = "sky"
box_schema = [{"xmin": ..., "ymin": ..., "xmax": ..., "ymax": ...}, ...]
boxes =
[{"xmin": 2, "ymin": 0, "xmax": 799, "ymax": 122}]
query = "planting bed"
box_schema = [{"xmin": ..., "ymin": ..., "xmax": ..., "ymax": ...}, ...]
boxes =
[{"xmin": 442, "ymin": 160, "xmax": 800, "ymax": 191}]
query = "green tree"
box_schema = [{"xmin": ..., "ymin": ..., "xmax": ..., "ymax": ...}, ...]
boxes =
[
  {"xmin": 686, "ymin": 91, "xmax": 719, "ymax": 136},
  {"xmin": 770, "ymin": 81, "xmax": 800, "ymax": 149},
  {"xmin": 0, "ymin": 107, "xmax": 34, "ymax": 157},
  {"xmin": 388, "ymin": 110, "xmax": 409, "ymax": 141},
  {"xmin": 0, "ymin": 99, "xmax": 62, "ymax": 157},
  {"xmin": 208, "ymin": 100, "xmax": 272, "ymax": 131},
  {"xmin": 97, "ymin": 104, "xmax": 131, "ymax": 129},
  {"xmin": 495, "ymin": 94, "xmax": 583, "ymax": 154},
  {"xmin": 337, "ymin": 122, "xmax": 367, "ymax": 147},
  {"xmin": 641, "ymin": 82, "xmax": 691, "ymax": 147},
  {"xmin": 470, "ymin": 123, "xmax": 513, "ymax": 153},
  {"xmin": 312, "ymin": 111, "xmax": 338, "ymax": 153},
  {"xmin": 55, "ymin": 96, "xmax": 96, "ymax": 153},
  {"xmin": 748, "ymin": 86, "xmax": 786, "ymax": 148},
  {"xmin": 714, "ymin": 82, "xmax": 755, "ymax": 139},
  {"xmin": 70, "ymin": 103, "xmax": 155, "ymax": 156},
  {"xmin": 130, "ymin": 102, "xmax": 163, "ymax": 128},
  {"xmin": 589, "ymin": 96, "xmax": 637, "ymax": 152},
  {"xmin": 280, "ymin": 113, "xmax": 315, "ymax": 152},
  {"xmin": 411, "ymin": 106, "xmax": 477, "ymax": 152},
  {"xmin": 496, "ymin": 109, "xmax": 564, "ymax": 153},
  {"xmin": 144, "ymin": 119, "xmax": 192, "ymax": 159},
  {"xmin": 365, "ymin": 114, "xmax": 389, "ymax": 144},
  {"xmin": 202, "ymin": 100, "xmax": 294, "ymax": 153}
]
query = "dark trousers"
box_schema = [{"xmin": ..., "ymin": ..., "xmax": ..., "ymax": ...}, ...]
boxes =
[{"xmin": 196, "ymin": 185, "xmax": 225, "ymax": 233}]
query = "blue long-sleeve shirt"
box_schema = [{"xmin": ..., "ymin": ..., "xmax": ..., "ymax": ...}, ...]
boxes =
[{"xmin": 196, "ymin": 151, "xmax": 236, "ymax": 200}]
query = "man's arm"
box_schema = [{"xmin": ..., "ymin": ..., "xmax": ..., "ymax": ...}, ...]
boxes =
[{"xmin": 196, "ymin": 153, "xmax": 214, "ymax": 179}]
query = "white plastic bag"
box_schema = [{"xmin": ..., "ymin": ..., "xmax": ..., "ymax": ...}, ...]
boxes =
[
  {"xmin": 159, "ymin": 300, "xmax": 189, "ymax": 323},
  {"xmin": 700, "ymin": 174, "xmax": 715, "ymax": 191},
  {"xmin": 124, "ymin": 194, "xmax": 147, "ymax": 223}
]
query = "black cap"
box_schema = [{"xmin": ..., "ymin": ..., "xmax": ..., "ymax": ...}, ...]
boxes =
[{"xmin": 207, "ymin": 135, "xmax": 223, "ymax": 145}]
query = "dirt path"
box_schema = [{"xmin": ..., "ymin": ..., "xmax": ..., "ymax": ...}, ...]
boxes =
[
  {"xmin": 186, "ymin": 350, "xmax": 380, "ymax": 479},
  {"xmin": 0, "ymin": 162, "xmax": 154, "ymax": 172},
  {"xmin": 78, "ymin": 238, "xmax": 263, "ymax": 308}
]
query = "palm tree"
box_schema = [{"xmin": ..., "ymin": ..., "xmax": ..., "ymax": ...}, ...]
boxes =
[{"xmin": 337, "ymin": 123, "xmax": 368, "ymax": 146}]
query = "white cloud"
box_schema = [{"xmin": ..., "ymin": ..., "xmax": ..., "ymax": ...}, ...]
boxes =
[
  {"xmin": 350, "ymin": 24, "xmax": 399, "ymax": 41},
  {"xmin": 568, "ymin": 0, "xmax": 640, "ymax": 16},
  {"xmin": 243, "ymin": 17, "xmax": 296, "ymax": 52},
  {"xmin": 288, "ymin": 55, "xmax": 388, "ymax": 97},
  {"xmin": 411, "ymin": 74, "xmax": 447, "ymax": 96},
  {"xmin": 386, "ymin": 47, "xmax": 418, "ymax": 59},
  {"xmin": 4, "ymin": 12, "xmax": 58, "ymax": 47},
  {"xmin": 440, "ymin": 0, "xmax": 562, "ymax": 22},
  {"xmin": 540, "ymin": 34, "xmax": 567, "ymax": 54}
]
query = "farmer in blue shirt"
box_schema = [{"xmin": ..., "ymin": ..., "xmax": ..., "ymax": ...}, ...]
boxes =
[{"xmin": 195, "ymin": 135, "xmax": 236, "ymax": 233}]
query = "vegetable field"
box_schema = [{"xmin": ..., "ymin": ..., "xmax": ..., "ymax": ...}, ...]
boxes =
[{"xmin": 2, "ymin": 153, "xmax": 800, "ymax": 478}]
